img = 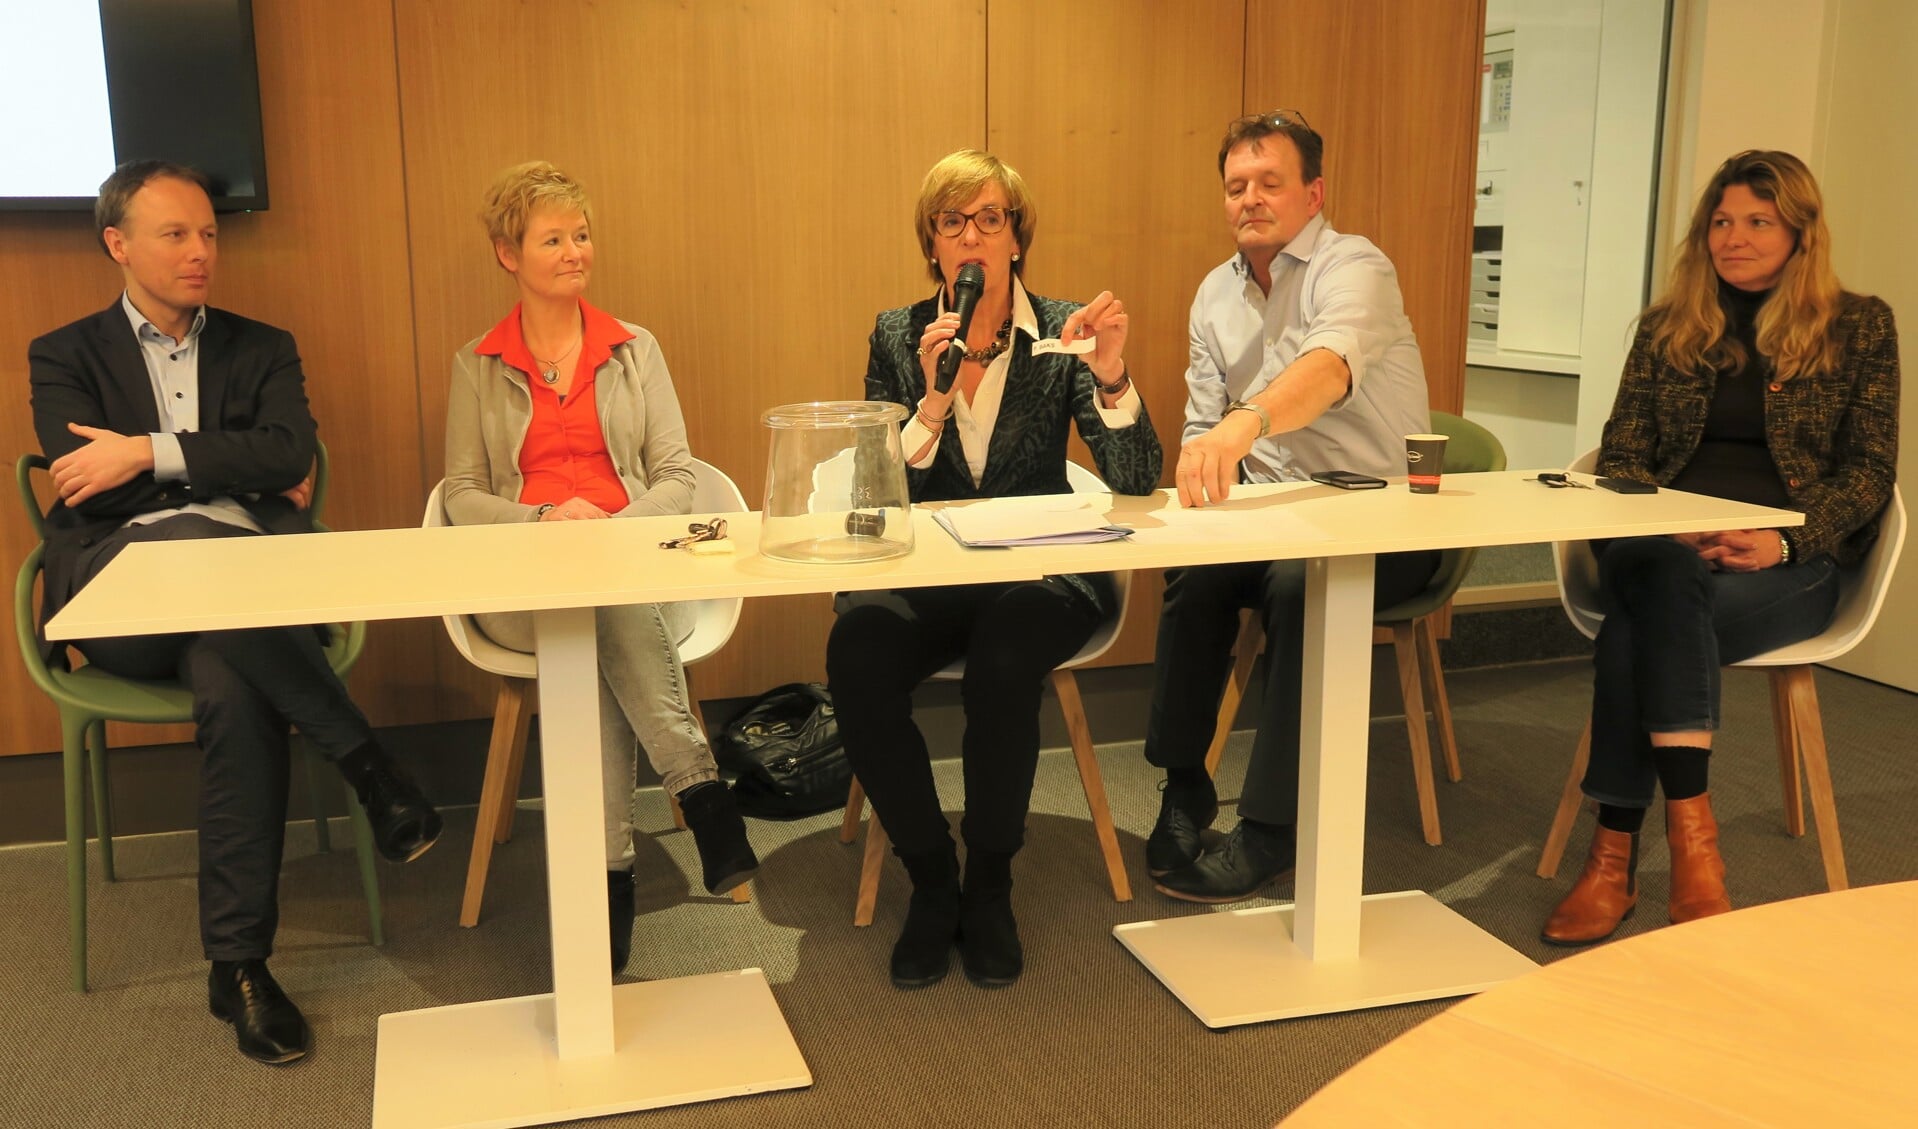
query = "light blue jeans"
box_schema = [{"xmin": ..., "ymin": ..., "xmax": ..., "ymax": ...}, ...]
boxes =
[{"xmin": 476, "ymin": 601, "xmax": 718, "ymax": 867}]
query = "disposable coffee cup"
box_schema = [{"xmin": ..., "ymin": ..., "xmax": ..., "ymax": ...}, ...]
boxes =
[{"xmin": 1404, "ymin": 433, "xmax": 1448, "ymax": 494}]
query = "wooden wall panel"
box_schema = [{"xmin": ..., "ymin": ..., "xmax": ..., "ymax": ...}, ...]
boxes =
[
  {"xmin": 1246, "ymin": 0, "xmax": 1483, "ymax": 415},
  {"xmin": 393, "ymin": 0, "xmax": 985, "ymax": 706},
  {"xmin": 1, "ymin": 0, "xmax": 1485, "ymax": 755},
  {"xmin": 988, "ymin": 0, "xmax": 1247, "ymax": 666}
]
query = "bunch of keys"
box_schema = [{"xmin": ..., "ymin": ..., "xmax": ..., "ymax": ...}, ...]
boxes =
[
  {"xmin": 659, "ymin": 518, "xmax": 731, "ymax": 550},
  {"xmin": 1531, "ymin": 472, "xmax": 1590, "ymax": 489}
]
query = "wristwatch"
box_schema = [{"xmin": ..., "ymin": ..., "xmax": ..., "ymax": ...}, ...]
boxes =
[
  {"xmin": 1777, "ymin": 531, "xmax": 1793, "ymax": 565},
  {"xmin": 1224, "ymin": 399, "xmax": 1271, "ymax": 437},
  {"xmin": 534, "ymin": 503, "xmax": 556, "ymax": 521}
]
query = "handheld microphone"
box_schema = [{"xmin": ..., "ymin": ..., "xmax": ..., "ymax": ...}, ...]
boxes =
[{"xmin": 934, "ymin": 263, "xmax": 987, "ymax": 395}]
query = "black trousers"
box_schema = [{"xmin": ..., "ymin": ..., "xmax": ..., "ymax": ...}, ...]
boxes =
[
  {"xmin": 72, "ymin": 516, "xmax": 378, "ymax": 961},
  {"xmin": 1144, "ymin": 550, "xmax": 1441, "ymax": 826},
  {"xmin": 825, "ymin": 578, "xmax": 1105, "ymax": 857}
]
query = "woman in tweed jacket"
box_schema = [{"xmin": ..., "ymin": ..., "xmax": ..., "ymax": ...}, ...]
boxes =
[
  {"xmin": 826, "ymin": 150, "xmax": 1162, "ymax": 990},
  {"xmin": 1545, "ymin": 151, "xmax": 1899, "ymax": 948}
]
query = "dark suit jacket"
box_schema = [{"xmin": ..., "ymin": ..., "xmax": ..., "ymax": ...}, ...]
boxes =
[
  {"xmin": 1598, "ymin": 292, "xmax": 1900, "ymax": 567},
  {"xmin": 27, "ymin": 301, "xmax": 319, "ymax": 662},
  {"xmin": 865, "ymin": 291, "xmax": 1163, "ymax": 502},
  {"xmin": 863, "ymin": 290, "xmax": 1164, "ymax": 616}
]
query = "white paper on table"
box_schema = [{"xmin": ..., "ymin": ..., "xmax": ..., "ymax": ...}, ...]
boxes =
[
  {"xmin": 932, "ymin": 496, "xmax": 1131, "ymax": 547},
  {"xmin": 1031, "ymin": 335, "xmax": 1096, "ymax": 356}
]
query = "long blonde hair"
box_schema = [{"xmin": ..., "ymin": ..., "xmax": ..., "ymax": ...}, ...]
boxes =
[{"xmin": 1645, "ymin": 150, "xmax": 1842, "ymax": 381}]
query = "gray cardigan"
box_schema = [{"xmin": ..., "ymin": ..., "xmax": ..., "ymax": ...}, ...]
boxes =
[{"xmin": 443, "ymin": 318, "xmax": 696, "ymax": 525}]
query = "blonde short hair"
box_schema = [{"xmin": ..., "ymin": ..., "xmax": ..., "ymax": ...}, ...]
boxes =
[
  {"xmin": 914, "ymin": 149, "xmax": 1036, "ymax": 285},
  {"xmin": 479, "ymin": 161, "xmax": 593, "ymax": 260}
]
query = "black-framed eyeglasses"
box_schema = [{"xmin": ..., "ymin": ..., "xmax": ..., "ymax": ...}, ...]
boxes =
[
  {"xmin": 932, "ymin": 206, "xmax": 1018, "ymax": 238},
  {"xmin": 659, "ymin": 519, "xmax": 728, "ymax": 549}
]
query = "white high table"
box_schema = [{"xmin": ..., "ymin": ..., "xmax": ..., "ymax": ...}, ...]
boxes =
[{"xmin": 45, "ymin": 472, "xmax": 1800, "ymax": 1121}]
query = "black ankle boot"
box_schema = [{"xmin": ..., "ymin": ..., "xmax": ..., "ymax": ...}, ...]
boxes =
[
  {"xmin": 675, "ymin": 781, "xmax": 759, "ymax": 895},
  {"xmin": 891, "ymin": 842, "xmax": 961, "ymax": 989},
  {"xmin": 608, "ymin": 867, "xmax": 636, "ymax": 974},
  {"xmin": 959, "ymin": 849, "xmax": 1021, "ymax": 987}
]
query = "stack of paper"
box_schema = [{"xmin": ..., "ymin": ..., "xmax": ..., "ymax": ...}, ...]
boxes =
[{"xmin": 932, "ymin": 498, "xmax": 1132, "ymax": 548}]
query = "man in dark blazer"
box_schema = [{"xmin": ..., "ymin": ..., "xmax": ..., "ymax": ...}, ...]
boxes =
[{"xmin": 27, "ymin": 161, "xmax": 441, "ymax": 1067}]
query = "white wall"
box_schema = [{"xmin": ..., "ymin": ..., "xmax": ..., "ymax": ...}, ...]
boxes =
[
  {"xmin": 1463, "ymin": 366, "xmax": 1582, "ymax": 468},
  {"xmin": 1816, "ymin": 0, "xmax": 1918, "ymax": 692}
]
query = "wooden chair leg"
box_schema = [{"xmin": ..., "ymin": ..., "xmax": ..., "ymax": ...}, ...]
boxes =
[
  {"xmin": 86, "ymin": 720, "xmax": 116, "ymax": 881},
  {"xmin": 1392, "ymin": 622, "xmax": 1442, "ymax": 846},
  {"xmin": 1415, "ymin": 615, "xmax": 1463, "ymax": 783},
  {"xmin": 1768, "ymin": 670, "xmax": 1806, "ymax": 837},
  {"xmin": 461, "ymin": 677, "xmax": 533, "ymax": 928},
  {"xmin": 840, "ymin": 776, "xmax": 866, "ymax": 844},
  {"xmin": 854, "ymin": 808, "xmax": 888, "ymax": 927},
  {"xmin": 1051, "ymin": 669, "xmax": 1132, "ymax": 902},
  {"xmin": 1538, "ymin": 716, "xmax": 1593, "ymax": 878},
  {"xmin": 1778, "ymin": 665, "xmax": 1848, "ymax": 891},
  {"xmin": 1204, "ymin": 610, "xmax": 1263, "ymax": 779},
  {"xmin": 494, "ymin": 679, "xmax": 535, "ymax": 844}
]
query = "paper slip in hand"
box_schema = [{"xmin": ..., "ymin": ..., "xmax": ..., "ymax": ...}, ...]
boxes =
[
  {"xmin": 1031, "ymin": 335, "xmax": 1096, "ymax": 356},
  {"xmin": 933, "ymin": 502, "xmax": 1132, "ymax": 548}
]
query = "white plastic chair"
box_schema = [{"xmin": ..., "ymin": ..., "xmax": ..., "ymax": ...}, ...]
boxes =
[
  {"xmin": 425, "ymin": 460, "xmax": 750, "ymax": 925},
  {"xmin": 840, "ymin": 462, "xmax": 1134, "ymax": 925},
  {"xmin": 1537, "ymin": 449, "xmax": 1906, "ymax": 891}
]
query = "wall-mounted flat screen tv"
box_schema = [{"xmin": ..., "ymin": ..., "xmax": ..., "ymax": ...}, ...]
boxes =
[{"xmin": 1, "ymin": 0, "xmax": 269, "ymax": 212}]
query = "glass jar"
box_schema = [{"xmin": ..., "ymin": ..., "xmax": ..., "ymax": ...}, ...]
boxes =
[{"xmin": 759, "ymin": 401, "xmax": 914, "ymax": 563}]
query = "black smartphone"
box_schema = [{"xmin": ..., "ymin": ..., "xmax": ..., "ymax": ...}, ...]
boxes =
[
  {"xmin": 1310, "ymin": 470, "xmax": 1389, "ymax": 490},
  {"xmin": 1596, "ymin": 477, "xmax": 1657, "ymax": 495}
]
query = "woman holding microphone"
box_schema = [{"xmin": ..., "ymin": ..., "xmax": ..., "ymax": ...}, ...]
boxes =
[{"xmin": 827, "ymin": 149, "xmax": 1163, "ymax": 990}]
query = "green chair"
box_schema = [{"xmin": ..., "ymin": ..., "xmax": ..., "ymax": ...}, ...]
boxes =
[
  {"xmin": 1200, "ymin": 410, "xmax": 1507, "ymax": 847},
  {"xmin": 14, "ymin": 445, "xmax": 384, "ymax": 992}
]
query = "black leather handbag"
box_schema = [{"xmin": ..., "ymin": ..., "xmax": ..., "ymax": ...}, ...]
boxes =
[{"xmin": 715, "ymin": 682, "xmax": 851, "ymax": 818}]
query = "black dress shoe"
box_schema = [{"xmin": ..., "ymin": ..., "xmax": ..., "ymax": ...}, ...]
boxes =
[
  {"xmin": 208, "ymin": 959, "xmax": 310, "ymax": 1065},
  {"xmin": 609, "ymin": 868, "xmax": 636, "ymax": 974},
  {"xmin": 351, "ymin": 754, "xmax": 443, "ymax": 863},
  {"xmin": 1153, "ymin": 821, "xmax": 1295, "ymax": 904},
  {"xmin": 1146, "ymin": 781, "xmax": 1219, "ymax": 877}
]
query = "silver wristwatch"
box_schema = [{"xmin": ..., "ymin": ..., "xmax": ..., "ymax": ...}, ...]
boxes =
[{"xmin": 1224, "ymin": 399, "xmax": 1271, "ymax": 437}]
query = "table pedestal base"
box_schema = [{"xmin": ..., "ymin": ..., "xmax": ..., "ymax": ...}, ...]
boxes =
[
  {"xmin": 372, "ymin": 968, "xmax": 810, "ymax": 1128},
  {"xmin": 1114, "ymin": 890, "xmax": 1537, "ymax": 1029}
]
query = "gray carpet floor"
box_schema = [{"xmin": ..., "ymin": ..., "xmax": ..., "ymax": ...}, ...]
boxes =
[{"xmin": 1, "ymin": 657, "xmax": 1913, "ymax": 1129}]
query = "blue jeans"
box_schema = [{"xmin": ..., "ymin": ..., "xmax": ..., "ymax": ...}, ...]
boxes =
[{"xmin": 1582, "ymin": 536, "xmax": 1842, "ymax": 809}]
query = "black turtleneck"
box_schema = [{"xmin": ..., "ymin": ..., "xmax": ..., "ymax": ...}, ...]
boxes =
[{"xmin": 1667, "ymin": 282, "xmax": 1793, "ymax": 509}]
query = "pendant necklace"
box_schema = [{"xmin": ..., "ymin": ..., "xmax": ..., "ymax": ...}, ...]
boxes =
[{"xmin": 531, "ymin": 327, "xmax": 582, "ymax": 385}]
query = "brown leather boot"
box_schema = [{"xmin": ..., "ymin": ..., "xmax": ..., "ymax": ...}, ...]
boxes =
[
  {"xmin": 1666, "ymin": 794, "xmax": 1732, "ymax": 923},
  {"xmin": 1541, "ymin": 825, "xmax": 1638, "ymax": 946}
]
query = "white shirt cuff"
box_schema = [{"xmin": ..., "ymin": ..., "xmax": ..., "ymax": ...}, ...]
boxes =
[
  {"xmin": 1094, "ymin": 381, "xmax": 1143, "ymax": 428},
  {"xmin": 149, "ymin": 432, "xmax": 187, "ymax": 481}
]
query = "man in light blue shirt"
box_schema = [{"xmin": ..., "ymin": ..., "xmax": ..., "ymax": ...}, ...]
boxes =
[{"xmin": 1144, "ymin": 112, "xmax": 1440, "ymax": 902}]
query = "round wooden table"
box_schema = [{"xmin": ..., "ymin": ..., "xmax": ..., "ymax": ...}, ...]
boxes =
[{"xmin": 1281, "ymin": 881, "xmax": 1918, "ymax": 1127}]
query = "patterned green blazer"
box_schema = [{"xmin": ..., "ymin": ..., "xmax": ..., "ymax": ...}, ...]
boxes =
[
  {"xmin": 862, "ymin": 290, "xmax": 1165, "ymax": 613},
  {"xmin": 1598, "ymin": 292, "xmax": 1900, "ymax": 567}
]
